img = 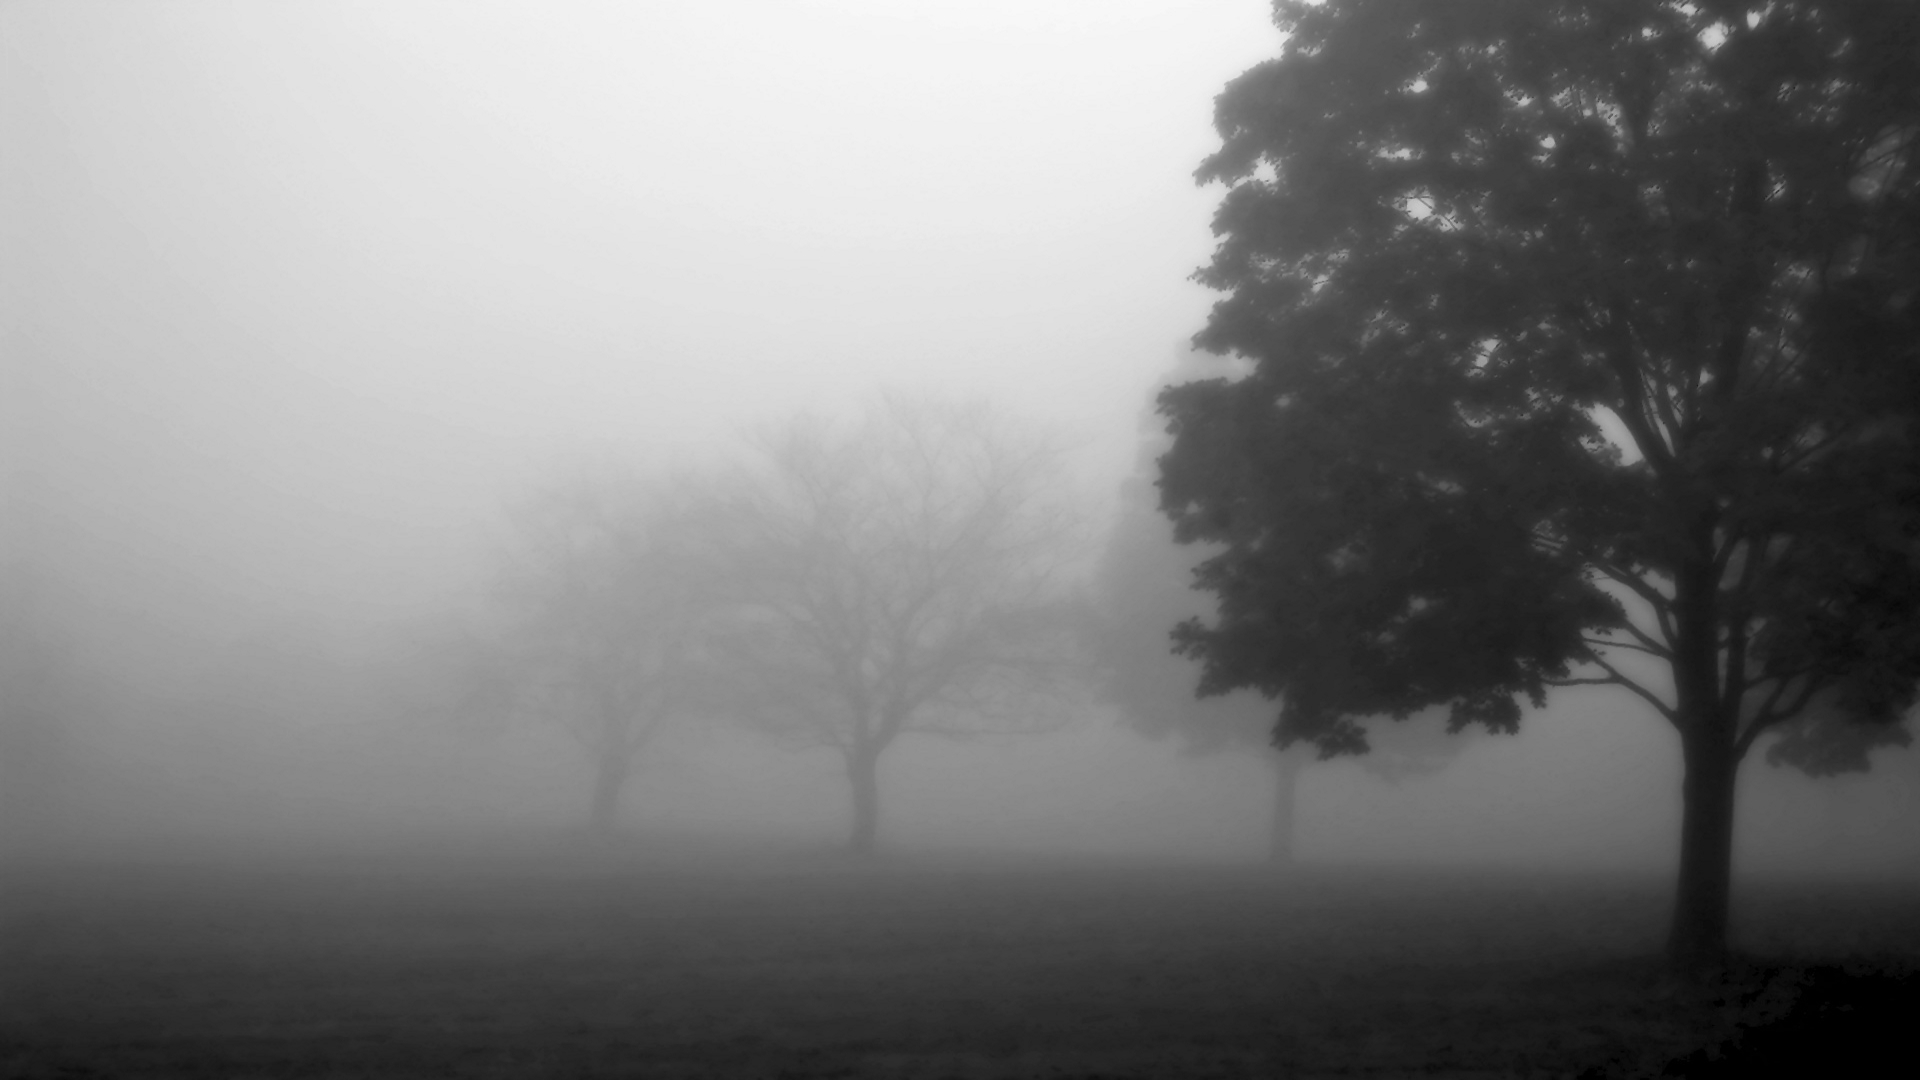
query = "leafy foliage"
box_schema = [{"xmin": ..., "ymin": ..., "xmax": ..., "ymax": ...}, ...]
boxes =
[
  {"xmin": 1095, "ymin": 352, "xmax": 1479, "ymax": 782},
  {"xmin": 1162, "ymin": 0, "xmax": 1920, "ymax": 766},
  {"xmin": 1095, "ymin": 443, "xmax": 1271, "ymax": 757},
  {"xmin": 1162, "ymin": 0, "xmax": 1920, "ymax": 963}
]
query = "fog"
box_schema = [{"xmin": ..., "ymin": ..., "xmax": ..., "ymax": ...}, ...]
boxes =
[{"xmin": 6, "ymin": 0, "xmax": 1917, "ymax": 881}]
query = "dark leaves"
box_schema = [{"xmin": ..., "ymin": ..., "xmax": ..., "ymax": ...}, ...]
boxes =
[{"xmin": 1165, "ymin": 0, "xmax": 1920, "ymax": 768}]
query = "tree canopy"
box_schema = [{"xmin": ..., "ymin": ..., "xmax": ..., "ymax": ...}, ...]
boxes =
[
  {"xmin": 1161, "ymin": 0, "xmax": 1920, "ymax": 967},
  {"xmin": 1099, "ymin": 352, "xmax": 1473, "ymax": 777},
  {"xmin": 700, "ymin": 394, "xmax": 1090, "ymax": 852},
  {"xmin": 1093, "ymin": 351, "xmax": 1476, "ymax": 863}
]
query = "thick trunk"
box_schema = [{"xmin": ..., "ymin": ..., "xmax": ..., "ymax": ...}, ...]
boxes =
[
  {"xmin": 847, "ymin": 747, "xmax": 881, "ymax": 855},
  {"xmin": 1663, "ymin": 542, "xmax": 1742, "ymax": 973},
  {"xmin": 1268, "ymin": 748, "xmax": 1304, "ymax": 866},
  {"xmin": 587, "ymin": 755, "xmax": 630, "ymax": 835},
  {"xmin": 1667, "ymin": 727, "xmax": 1740, "ymax": 971}
]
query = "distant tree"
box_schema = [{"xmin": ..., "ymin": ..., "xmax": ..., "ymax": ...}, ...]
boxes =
[
  {"xmin": 1161, "ymin": 1, "xmax": 1920, "ymax": 969},
  {"xmin": 1094, "ymin": 351, "xmax": 1473, "ymax": 866},
  {"xmin": 701, "ymin": 394, "xmax": 1089, "ymax": 854},
  {"xmin": 485, "ymin": 464, "xmax": 717, "ymax": 834}
]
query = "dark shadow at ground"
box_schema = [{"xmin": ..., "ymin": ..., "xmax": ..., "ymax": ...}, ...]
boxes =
[{"xmin": 3, "ymin": 844, "xmax": 1916, "ymax": 1078}]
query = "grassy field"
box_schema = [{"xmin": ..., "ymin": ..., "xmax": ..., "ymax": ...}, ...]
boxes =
[{"xmin": 4, "ymin": 839, "xmax": 1917, "ymax": 1079}]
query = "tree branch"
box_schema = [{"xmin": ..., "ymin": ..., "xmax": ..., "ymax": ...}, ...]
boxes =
[
  {"xmin": 1591, "ymin": 559, "xmax": 1675, "ymax": 619},
  {"xmin": 1576, "ymin": 650, "xmax": 1680, "ymax": 726},
  {"xmin": 1579, "ymin": 635, "xmax": 1670, "ymax": 658},
  {"xmin": 1735, "ymin": 674, "xmax": 1824, "ymax": 759}
]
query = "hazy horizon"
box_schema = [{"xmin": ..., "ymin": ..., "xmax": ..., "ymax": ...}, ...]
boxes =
[{"xmin": 5, "ymin": 1, "xmax": 1917, "ymax": 881}]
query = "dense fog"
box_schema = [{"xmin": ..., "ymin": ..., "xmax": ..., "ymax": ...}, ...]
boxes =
[{"xmin": 6, "ymin": 0, "xmax": 1917, "ymax": 880}]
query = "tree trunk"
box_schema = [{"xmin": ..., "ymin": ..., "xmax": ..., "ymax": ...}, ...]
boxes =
[
  {"xmin": 587, "ymin": 755, "xmax": 630, "ymax": 835},
  {"xmin": 1667, "ymin": 724, "xmax": 1740, "ymax": 972},
  {"xmin": 847, "ymin": 746, "xmax": 881, "ymax": 855},
  {"xmin": 1662, "ymin": 543, "xmax": 1744, "ymax": 974},
  {"xmin": 1268, "ymin": 748, "xmax": 1304, "ymax": 866}
]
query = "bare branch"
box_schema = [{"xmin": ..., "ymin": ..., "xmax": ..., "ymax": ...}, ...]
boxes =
[
  {"xmin": 1577, "ymin": 650, "xmax": 1680, "ymax": 726},
  {"xmin": 1735, "ymin": 674, "xmax": 1825, "ymax": 758},
  {"xmin": 707, "ymin": 393, "xmax": 1092, "ymax": 766},
  {"xmin": 1579, "ymin": 635, "xmax": 1670, "ymax": 659}
]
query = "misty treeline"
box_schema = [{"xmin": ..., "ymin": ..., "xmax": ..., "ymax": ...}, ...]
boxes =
[
  {"xmin": 0, "ymin": 386, "xmax": 1491, "ymax": 863},
  {"xmin": 401, "ymin": 393, "xmax": 1098, "ymax": 854},
  {"xmin": 8, "ymin": 2, "xmax": 1916, "ymax": 963}
]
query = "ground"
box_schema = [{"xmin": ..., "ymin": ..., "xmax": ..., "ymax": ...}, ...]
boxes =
[{"xmin": 3, "ymin": 838, "xmax": 1916, "ymax": 1078}]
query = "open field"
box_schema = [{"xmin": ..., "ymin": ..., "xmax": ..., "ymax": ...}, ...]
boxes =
[{"xmin": 4, "ymin": 839, "xmax": 1917, "ymax": 1079}]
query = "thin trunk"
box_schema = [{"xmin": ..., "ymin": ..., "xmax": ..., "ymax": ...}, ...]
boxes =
[
  {"xmin": 1268, "ymin": 748, "xmax": 1304, "ymax": 866},
  {"xmin": 847, "ymin": 746, "xmax": 881, "ymax": 855},
  {"xmin": 588, "ymin": 754, "xmax": 630, "ymax": 834}
]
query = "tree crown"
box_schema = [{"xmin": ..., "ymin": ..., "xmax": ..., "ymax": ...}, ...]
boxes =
[
  {"xmin": 701, "ymin": 393, "xmax": 1092, "ymax": 753},
  {"xmin": 1161, "ymin": 0, "xmax": 1920, "ymax": 765}
]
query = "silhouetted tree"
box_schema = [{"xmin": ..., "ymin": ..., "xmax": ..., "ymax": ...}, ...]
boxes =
[
  {"xmin": 488, "ymin": 464, "xmax": 716, "ymax": 834},
  {"xmin": 1094, "ymin": 351, "xmax": 1473, "ymax": 866},
  {"xmin": 703, "ymin": 394, "xmax": 1088, "ymax": 854},
  {"xmin": 1162, "ymin": 1, "xmax": 1920, "ymax": 970}
]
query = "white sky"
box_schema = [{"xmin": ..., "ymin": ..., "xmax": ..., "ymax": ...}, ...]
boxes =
[{"xmin": 4, "ymin": 0, "xmax": 1281, "ymax": 646}]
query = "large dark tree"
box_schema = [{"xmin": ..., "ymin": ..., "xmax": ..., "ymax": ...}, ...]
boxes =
[{"xmin": 1160, "ymin": 0, "xmax": 1920, "ymax": 969}]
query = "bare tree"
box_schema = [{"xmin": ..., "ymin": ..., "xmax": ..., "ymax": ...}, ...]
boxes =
[
  {"xmin": 487, "ymin": 463, "xmax": 716, "ymax": 834},
  {"xmin": 703, "ymin": 394, "xmax": 1090, "ymax": 853}
]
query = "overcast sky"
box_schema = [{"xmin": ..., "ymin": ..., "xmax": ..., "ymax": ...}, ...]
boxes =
[
  {"xmin": 5, "ymin": 0, "xmax": 1279, "ymax": 653},
  {"xmin": 11, "ymin": 3, "xmax": 1913, "ymax": 873}
]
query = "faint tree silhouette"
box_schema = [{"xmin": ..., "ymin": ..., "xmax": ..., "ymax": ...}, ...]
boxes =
[
  {"xmin": 481, "ymin": 462, "xmax": 720, "ymax": 834},
  {"xmin": 699, "ymin": 394, "xmax": 1092, "ymax": 854}
]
